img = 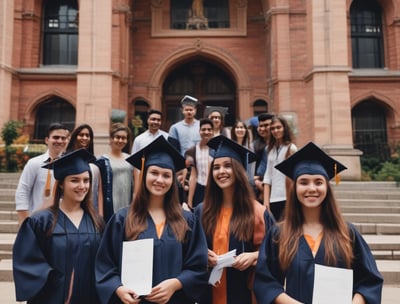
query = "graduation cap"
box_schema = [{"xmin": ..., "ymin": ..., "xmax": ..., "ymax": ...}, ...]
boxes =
[
  {"xmin": 207, "ymin": 135, "xmax": 256, "ymax": 169},
  {"xmin": 275, "ymin": 142, "xmax": 347, "ymax": 184},
  {"xmin": 180, "ymin": 95, "xmax": 199, "ymax": 107},
  {"xmin": 204, "ymin": 106, "xmax": 229, "ymax": 119},
  {"xmin": 126, "ymin": 135, "xmax": 185, "ymax": 173},
  {"xmin": 42, "ymin": 148, "xmax": 96, "ymax": 181}
]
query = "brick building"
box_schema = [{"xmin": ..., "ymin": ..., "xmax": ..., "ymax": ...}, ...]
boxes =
[{"xmin": 1, "ymin": 0, "xmax": 400, "ymax": 179}]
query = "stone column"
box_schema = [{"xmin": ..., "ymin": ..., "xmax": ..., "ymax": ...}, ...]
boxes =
[
  {"xmin": 0, "ymin": 0, "xmax": 14, "ymax": 126},
  {"xmin": 76, "ymin": 0, "xmax": 113, "ymax": 155},
  {"xmin": 305, "ymin": 0, "xmax": 361, "ymax": 179}
]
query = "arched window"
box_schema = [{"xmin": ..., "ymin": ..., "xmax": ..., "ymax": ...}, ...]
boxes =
[
  {"xmin": 171, "ymin": 0, "xmax": 229, "ymax": 29},
  {"xmin": 350, "ymin": 0, "xmax": 384, "ymax": 68},
  {"xmin": 253, "ymin": 99, "xmax": 268, "ymax": 116},
  {"xmin": 352, "ymin": 100, "xmax": 389, "ymax": 160},
  {"xmin": 34, "ymin": 97, "xmax": 76, "ymax": 140},
  {"xmin": 42, "ymin": 0, "xmax": 78, "ymax": 65}
]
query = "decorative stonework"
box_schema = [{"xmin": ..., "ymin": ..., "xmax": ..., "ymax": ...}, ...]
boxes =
[{"xmin": 151, "ymin": 1, "xmax": 247, "ymax": 37}]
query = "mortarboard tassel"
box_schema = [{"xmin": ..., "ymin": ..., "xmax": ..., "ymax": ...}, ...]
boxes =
[
  {"xmin": 44, "ymin": 168, "xmax": 51, "ymax": 197},
  {"xmin": 334, "ymin": 163, "xmax": 341, "ymax": 185},
  {"xmin": 139, "ymin": 155, "xmax": 145, "ymax": 183}
]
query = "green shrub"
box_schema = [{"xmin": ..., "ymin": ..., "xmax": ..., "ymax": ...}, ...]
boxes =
[
  {"xmin": 360, "ymin": 143, "xmax": 400, "ymax": 181},
  {"xmin": 1, "ymin": 120, "xmax": 23, "ymax": 146}
]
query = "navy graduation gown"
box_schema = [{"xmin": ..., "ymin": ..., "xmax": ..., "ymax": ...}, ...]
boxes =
[
  {"xmin": 195, "ymin": 203, "xmax": 275, "ymax": 304},
  {"xmin": 13, "ymin": 209, "xmax": 101, "ymax": 303},
  {"xmin": 95, "ymin": 207, "xmax": 209, "ymax": 304},
  {"xmin": 254, "ymin": 224, "xmax": 383, "ymax": 304}
]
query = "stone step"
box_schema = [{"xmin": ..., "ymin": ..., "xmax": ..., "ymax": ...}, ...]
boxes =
[
  {"xmin": 0, "ymin": 222, "xmax": 18, "ymax": 234},
  {"xmin": 376, "ymin": 260, "xmax": 400, "ymax": 284},
  {"xmin": 344, "ymin": 213, "xmax": 400, "ymax": 224},
  {"xmin": 0, "ymin": 196, "xmax": 16, "ymax": 204},
  {"xmin": 0, "ymin": 173, "xmax": 20, "ymax": 180},
  {"xmin": 338, "ymin": 199, "xmax": 400, "ymax": 207},
  {"xmin": 0, "ymin": 202, "xmax": 15, "ymax": 212},
  {"xmin": 354, "ymin": 223, "xmax": 400, "ymax": 235},
  {"xmin": 0, "ymin": 259, "xmax": 13, "ymax": 282},
  {"xmin": 336, "ymin": 192, "xmax": 400, "ymax": 200},
  {"xmin": 372, "ymin": 250, "xmax": 400, "ymax": 260},
  {"xmin": 341, "ymin": 206, "xmax": 400, "ymax": 213},
  {"xmin": 0, "ymin": 211, "xmax": 17, "ymax": 221},
  {"xmin": 333, "ymin": 181, "xmax": 400, "ymax": 190},
  {"xmin": 0, "ymin": 250, "xmax": 12, "ymax": 260}
]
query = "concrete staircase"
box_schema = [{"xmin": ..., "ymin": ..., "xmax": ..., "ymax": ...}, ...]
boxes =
[
  {"xmin": 334, "ymin": 181, "xmax": 400, "ymax": 284},
  {"xmin": 0, "ymin": 174, "xmax": 399, "ymax": 284}
]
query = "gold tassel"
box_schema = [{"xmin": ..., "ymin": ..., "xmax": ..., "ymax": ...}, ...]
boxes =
[
  {"xmin": 44, "ymin": 168, "xmax": 51, "ymax": 197},
  {"xmin": 139, "ymin": 155, "xmax": 145, "ymax": 183},
  {"xmin": 334, "ymin": 163, "xmax": 340, "ymax": 185}
]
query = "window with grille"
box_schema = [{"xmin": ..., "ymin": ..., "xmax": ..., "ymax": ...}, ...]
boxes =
[
  {"xmin": 42, "ymin": 0, "xmax": 78, "ymax": 65},
  {"xmin": 350, "ymin": 0, "xmax": 384, "ymax": 68}
]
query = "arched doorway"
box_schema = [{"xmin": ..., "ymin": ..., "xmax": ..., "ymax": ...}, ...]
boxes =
[
  {"xmin": 162, "ymin": 59, "xmax": 236, "ymax": 130},
  {"xmin": 34, "ymin": 97, "xmax": 75, "ymax": 141},
  {"xmin": 352, "ymin": 99, "xmax": 389, "ymax": 160}
]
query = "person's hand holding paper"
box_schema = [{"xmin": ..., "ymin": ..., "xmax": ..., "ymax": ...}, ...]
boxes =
[{"xmin": 208, "ymin": 249, "xmax": 236, "ymax": 286}]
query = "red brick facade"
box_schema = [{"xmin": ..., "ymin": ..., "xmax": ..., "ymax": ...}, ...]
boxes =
[{"xmin": 1, "ymin": 0, "xmax": 400, "ymax": 179}]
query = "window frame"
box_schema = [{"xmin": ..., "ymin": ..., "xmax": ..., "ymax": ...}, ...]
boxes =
[
  {"xmin": 42, "ymin": 0, "xmax": 79, "ymax": 66},
  {"xmin": 151, "ymin": 0, "xmax": 247, "ymax": 37},
  {"xmin": 350, "ymin": 0, "xmax": 384, "ymax": 69}
]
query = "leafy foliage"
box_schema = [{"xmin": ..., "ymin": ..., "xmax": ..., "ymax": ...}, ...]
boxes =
[
  {"xmin": 361, "ymin": 144, "xmax": 400, "ymax": 182},
  {"xmin": 1, "ymin": 120, "xmax": 23, "ymax": 146}
]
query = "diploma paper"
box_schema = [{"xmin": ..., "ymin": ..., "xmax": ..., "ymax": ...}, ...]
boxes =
[
  {"xmin": 121, "ymin": 239, "xmax": 154, "ymax": 296},
  {"xmin": 208, "ymin": 249, "xmax": 236, "ymax": 286},
  {"xmin": 312, "ymin": 264, "xmax": 353, "ymax": 304}
]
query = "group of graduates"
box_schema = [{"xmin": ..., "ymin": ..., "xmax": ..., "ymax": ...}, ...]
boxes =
[{"xmin": 12, "ymin": 106, "xmax": 383, "ymax": 303}]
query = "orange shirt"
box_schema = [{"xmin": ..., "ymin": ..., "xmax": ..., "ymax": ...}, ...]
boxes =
[
  {"xmin": 304, "ymin": 232, "xmax": 323, "ymax": 257},
  {"xmin": 155, "ymin": 221, "xmax": 165, "ymax": 238},
  {"xmin": 212, "ymin": 207, "xmax": 233, "ymax": 304}
]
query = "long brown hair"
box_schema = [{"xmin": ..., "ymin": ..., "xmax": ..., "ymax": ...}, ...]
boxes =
[
  {"xmin": 230, "ymin": 119, "xmax": 252, "ymax": 149},
  {"xmin": 48, "ymin": 171, "xmax": 104, "ymax": 235},
  {"xmin": 268, "ymin": 115, "xmax": 294, "ymax": 150},
  {"xmin": 66, "ymin": 124, "xmax": 95, "ymax": 154},
  {"xmin": 202, "ymin": 158, "xmax": 255, "ymax": 241},
  {"xmin": 125, "ymin": 166, "xmax": 189, "ymax": 242},
  {"xmin": 277, "ymin": 181, "xmax": 353, "ymax": 270}
]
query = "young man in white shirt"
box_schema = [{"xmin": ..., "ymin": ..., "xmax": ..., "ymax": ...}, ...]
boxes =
[{"xmin": 15, "ymin": 123, "xmax": 69, "ymax": 225}]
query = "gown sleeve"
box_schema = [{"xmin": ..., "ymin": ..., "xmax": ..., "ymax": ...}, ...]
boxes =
[
  {"xmin": 253, "ymin": 226, "xmax": 285, "ymax": 304},
  {"xmin": 177, "ymin": 210, "xmax": 209, "ymax": 301},
  {"xmin": 12, "ymin": 216, "xmax": 53, "ymax": 301},
  {"xmin": 95, "ymin": 209, "xmax": 127, "ymax": 304},
  {"xmin": 350, "ymin": 224, "xmax": 384, "ymax": 303}
]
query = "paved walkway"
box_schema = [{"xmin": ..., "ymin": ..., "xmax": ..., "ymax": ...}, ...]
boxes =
[{"xmin": 0, "ymin": 282, "xmax": 399, "ymax": 303}]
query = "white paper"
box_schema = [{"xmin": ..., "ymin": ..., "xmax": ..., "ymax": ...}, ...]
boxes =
[
  {"xmin": 121, "ymin": 239, "xmax": 154, "ymax": 296},
  {"xmin": 312, "ymin": 264, "xmax": 353, "ymax": 304},
  {"xmin": 208, "ymin": 249, "xmax": 236, "ymax": 286}
]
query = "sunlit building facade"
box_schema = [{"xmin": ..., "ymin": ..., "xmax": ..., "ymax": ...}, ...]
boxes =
[{"xmin": 1, "ymin": 0, "xmax": 400, "ymax": 179}]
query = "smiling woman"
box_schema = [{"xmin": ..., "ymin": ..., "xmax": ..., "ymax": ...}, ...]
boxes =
[
  {"xmin": 254, "ymin": 142, "xmax": 383, "ymax": 304},
  {"xmin": 13, "ymin": 149, "xmax": 104, "ymax": 303},
  {"xmin": 195, "ymin": 135, "xmax": 275, "ymax": 304},
  {"xmin": 95, "ymin": 136, "xmax": 209, "ymax": 304},
  {"xmin": 96, "ymin": 123, "xmax": 134, "ymax": 222}
]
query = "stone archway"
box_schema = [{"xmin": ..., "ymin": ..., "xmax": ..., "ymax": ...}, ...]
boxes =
[
  {"xmin": 147, "ymin": 42, "xmax": 252, "ymax": 125},
  {"xmin": 352, "ymin": 98, "xmax": 390, "ymax": 160},
  {"xmin": 34, "ymin": 97, "xmax": 76, "ymax": 141},
  {"xmin": 162, "ymin": 59, "xmax": 237, "ymax": 130}
]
